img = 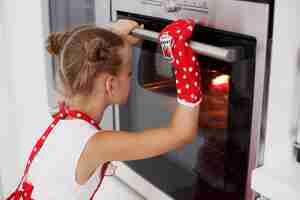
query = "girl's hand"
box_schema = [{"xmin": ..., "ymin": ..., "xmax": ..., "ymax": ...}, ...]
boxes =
[{"xmin": 107, "ymin": 19, "xmax": 143, "ymax": 45}]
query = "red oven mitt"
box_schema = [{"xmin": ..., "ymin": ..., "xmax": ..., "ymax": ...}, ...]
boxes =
[{"xmin": 159, "ymin": 19, "xmax": 202, "ymax": 107}]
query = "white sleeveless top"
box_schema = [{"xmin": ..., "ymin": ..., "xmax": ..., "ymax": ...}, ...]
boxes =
[{"xmin": 28, "ymin": 119, "xmax": 104, "ymax": 200}]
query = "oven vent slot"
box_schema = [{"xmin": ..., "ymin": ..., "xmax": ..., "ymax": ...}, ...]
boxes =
[
  {"xmin": 141, "ymin": 0, "xmax": 162, "ymax": 7},
  {"xmin": 140, "ymin": 0, "xmax": 209, "ymax": 13}
]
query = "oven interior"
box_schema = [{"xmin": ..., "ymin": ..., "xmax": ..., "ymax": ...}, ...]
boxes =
[{"xmin": 118, "ymin": 11, "xmax": 257, "ymax": 200}]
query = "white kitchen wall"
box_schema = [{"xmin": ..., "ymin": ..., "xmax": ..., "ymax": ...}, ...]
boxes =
[
  {"xmin": 1, "ymin": 0, "xmax": 22, "ymax": 196},
  {"xmin": 252, "ymin": 1, "xmax": 300, "ymax": 199},
  {"xmin": 0, "ymin": 18, "xmax": 4, "ymax": 200},
  {"xmin": 0, "ymin": 175, "xmax": 3, "ymax": 200},
  {"xmin": 0, "ymin": 12, "xmax": 5, "ymax": 198},
  {"xmin": 1, "ymin": 0, "xmax": 62, "ymax": 197},
  {"xmin": 0, "ymin": 5, "xmax": 3, "ymax": 199}
]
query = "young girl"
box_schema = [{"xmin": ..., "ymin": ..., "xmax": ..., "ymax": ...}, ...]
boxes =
[{"xmin": 9, "ymin": 19, "xmax": 202, "ymax": 200}]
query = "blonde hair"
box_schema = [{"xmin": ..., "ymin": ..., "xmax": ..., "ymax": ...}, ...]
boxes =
[{"xmin": 47, "ymin": 25, "xmax": 125, "ymax": 98}]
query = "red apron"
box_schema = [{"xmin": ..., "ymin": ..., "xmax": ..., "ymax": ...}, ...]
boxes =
[{"xmin": 6, "ymin": 103, "xmax": 115, "ymax": 200}]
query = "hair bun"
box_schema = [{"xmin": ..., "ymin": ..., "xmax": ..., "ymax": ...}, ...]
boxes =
[
  {"xmin": 47, "ymin": 32, "xmax": 68, "ymax": 55},
  {"xmin": 84, "ymin": 38, "xmax": 110, "ymax": 63}
]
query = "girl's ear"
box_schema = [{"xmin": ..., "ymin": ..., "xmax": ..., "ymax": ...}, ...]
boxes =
[{"xmin": 105, "ymin": 75, "xmax": 118, "ymax": 101}]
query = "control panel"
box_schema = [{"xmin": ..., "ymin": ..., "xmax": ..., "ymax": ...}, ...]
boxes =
[{"xmin": 141, "ymin": 0, "xmax": 210, "ymax": 13}]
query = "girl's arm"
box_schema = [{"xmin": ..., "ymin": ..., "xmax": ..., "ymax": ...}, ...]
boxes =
[{"xmin": 85, "ymin": 104, "xmax": 199, "ymax": 165}]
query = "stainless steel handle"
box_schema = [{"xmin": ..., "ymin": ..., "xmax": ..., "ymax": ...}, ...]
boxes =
[{"xmin": 131, "ymin": 28, "xmax": 239, "ymax": 63}]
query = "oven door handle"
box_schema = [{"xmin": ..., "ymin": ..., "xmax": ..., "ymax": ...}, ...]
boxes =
[{"xmin": 131, "ymin": 28, "xmax": 240, "ymax": 63}]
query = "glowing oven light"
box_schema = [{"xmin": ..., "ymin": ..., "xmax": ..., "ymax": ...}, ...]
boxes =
[{"xmin": 210, "ymin": 75, "xmax": 230, "ymax": 92}]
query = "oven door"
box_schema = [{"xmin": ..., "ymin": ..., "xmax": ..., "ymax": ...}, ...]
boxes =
[{"xmin": 116, "ymin": 12, "xmax": 256, "ymax": 200}]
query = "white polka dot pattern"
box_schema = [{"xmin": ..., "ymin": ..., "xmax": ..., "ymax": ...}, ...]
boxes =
[{"xmin": 159, "ymin": 19, "xmax": 202, "ymax": 106}]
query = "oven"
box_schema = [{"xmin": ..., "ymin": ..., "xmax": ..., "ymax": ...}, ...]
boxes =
[{"xmin": 111, "ymin": 1, "xmax": 273, "ymax": 200}]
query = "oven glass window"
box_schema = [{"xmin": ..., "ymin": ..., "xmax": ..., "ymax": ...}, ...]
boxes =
[
  {"xmin": 139, "ymin": 41, "xmax": 230, "ymax": 130},
  {"xmin": 137, "ymin": 40, "xmax": 232, "ymax": 190}
]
